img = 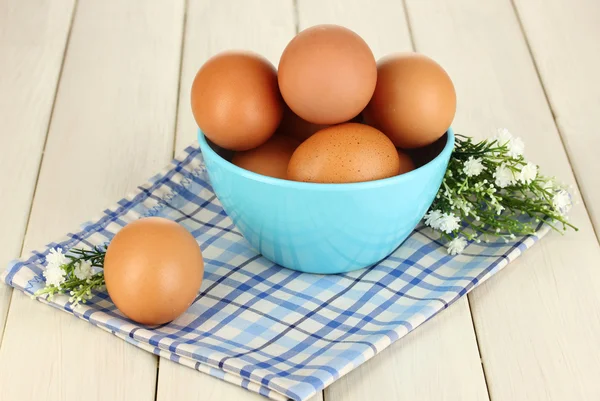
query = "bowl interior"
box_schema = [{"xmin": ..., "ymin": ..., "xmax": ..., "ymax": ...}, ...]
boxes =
[{"xmin": 198, "ymin": 127, "xmax": 455, "ymax": 190}]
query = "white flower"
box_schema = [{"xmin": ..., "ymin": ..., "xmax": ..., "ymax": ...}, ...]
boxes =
[
  {"xmin": 542, "ymin": 180, "xmax": 554, "ymax": 192},
  {"xmin": 509, "ymin": 137, "xmax": 525, "ymax": 158},
  {"xmin": 495, "ymin": 128, "xmax": 512, "ymax": 143},
  {"xmin": 495, "ymin": 128, "xmax": 525, "ymax": 158},
  {"xmin": 493, "ymin": 163, "xmax": 516, "ymax": 188},
  {"xmin": 537, "ymin": 179, "xmax": 557, "ymax": 200},
  {"xmin": 447, "ymin": 236, "xmax": 468, "ymax": 255},
  {"xmin": 424, "ymin": 210, "xmax": 444, "ymax": 229},
  {"xmin": 552, "ymin": 190, "xmax": 572, "ymax": 216},
  {"xmin": 517, "ymin": 162, "xmax": 538, "ymax": 185},
  {"xmin": 463, "ymin": 157, "xmax": 485, "ymax": 177},
  {"xmin": 46, "ymin": 248, "xmax": 69, "ymax": 268},
  {"xmin": 74, "ymin": 260, "xmax": 93, "ymax": 280},
  {"xmin": 438, "ymin": 212, "xmax": 461, "ymax": 234},
  {"xmin": 489, "ymin": 195, "xmax": 505, "ymax": 214},
  {"xmin": 454, "ymin": 198, "xmax": 472, "ymax": 214},
  {"xmin": 43, "ymin": 264, "xmax": 66, "ymax": 288}
]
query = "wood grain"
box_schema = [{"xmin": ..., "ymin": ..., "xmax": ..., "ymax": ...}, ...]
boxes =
[
  {"xmin": 0, "ymin": 0, "xmax": 75, "ymax": 342},
  {"xmin": 2, "ymin": 1, "xmax": 598, "ymax": 400},
  {"xmin": 404, "ymin": 0, "xmax": 600, "ymax": 399},
  {"xmin": 157, "ymin": 359, "xmax": 266, "ymax": 401},
  {"xmin": 158, "ymin": 359, "xmax": 324, "ymax": 401},
  {"xmin": 512, "ymin": 0, "xmax": 600, "ymax": 237},
  {"xmin": 296, "ymin": 0, "xmax": 413, "ymax": 60},
  {"xmin": 166, "ymin": 0, "xmax": 304, "ymax": 400},
  {"xmin": 296, "ymin": 1, "xmax": 489, "ymax": 400},
  {"xmin": 0, "ymin": 1, "xmax": 185, "ymax": 400},
  {"xmin": 326, "ymin": 298, "xmax": 489, "ymax": 401}
]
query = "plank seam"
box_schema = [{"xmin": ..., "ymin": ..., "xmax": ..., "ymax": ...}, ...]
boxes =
[
  {"xmin": 154, "ymin": 358, "xmax": 161, "ymax": 401},
  {"xmin": 466, "ymin": 295, "xmax": 493, "ymax": 401},
  {"xmin": 403, "ymin": 2, "xmax": 493, "ymax": 399},
  {"xmin": 400, "ymin": 0, "xmax": 417, "ymax": 52},
  {"xmin": 292, "ymin": 0, "xmax": 300, "ymax": 34},
  {"xmin": 172, "ymin": 0, "xmax": 189, "ymax": 159},
  {"xmin": 161, "ymin": 1, "xmax": 186, "ymax": 396},
  {"xmin": 508, "ymin": 0, "xmax": 600, "ymax": 244},
  {"xmin": 0, "ymin": 0, "xmax": 80, "ymax": 349}
]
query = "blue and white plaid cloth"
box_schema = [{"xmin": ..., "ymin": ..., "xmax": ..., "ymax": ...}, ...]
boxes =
[{"xmin": 1, "ymin": 144, "xmax": 547, "ymax": 401}]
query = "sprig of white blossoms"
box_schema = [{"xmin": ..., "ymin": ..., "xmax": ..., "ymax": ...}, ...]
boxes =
[
  {"xmin": 34, "ymin": 247, "xmax": 106, "ymax": 307},
  {"xmin": 426, "ymin": 128, "xmax": 578, "ymax": 255}
]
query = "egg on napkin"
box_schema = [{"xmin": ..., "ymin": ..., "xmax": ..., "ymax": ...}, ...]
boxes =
[{"xmin": 103, "ymin": 217, "xmax": 204, "ymax": 325}]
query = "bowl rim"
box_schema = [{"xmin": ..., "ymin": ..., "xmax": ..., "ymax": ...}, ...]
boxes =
[{"xmin": 197, "ymin": 126, "xmax": 455, "ymax": 191}]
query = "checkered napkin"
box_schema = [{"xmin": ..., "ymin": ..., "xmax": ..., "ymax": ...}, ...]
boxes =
[{"xmin": 1, "ymin": 144, "xmax": 548, "ymax": 401}]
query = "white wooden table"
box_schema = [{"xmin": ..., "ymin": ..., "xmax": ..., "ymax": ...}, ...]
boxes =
[{"xmin": 1, "ymin": 1, "xmax": 599, "ymax": 400}]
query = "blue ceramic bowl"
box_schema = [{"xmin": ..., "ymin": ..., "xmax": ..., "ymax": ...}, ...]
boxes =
[{"xmin": 198, "ymin": 127, "xmax": 455, "ymax": 274}]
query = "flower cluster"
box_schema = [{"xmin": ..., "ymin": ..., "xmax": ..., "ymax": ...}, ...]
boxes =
[
  {"xmin": 426, "ymin": 128, "xmax": 577, "ymax": 255},
  {"xmin": 34, "ymin": 246, "xmax": 106, "ymax": 307}
]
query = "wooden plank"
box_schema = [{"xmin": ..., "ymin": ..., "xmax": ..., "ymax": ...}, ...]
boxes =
[
  {"xmin": 0, "ymin": 1, "xmax": 185, "ymax": 400},
  {"xmin": 512, "ymin": 0, "xmax": 600, "ymax": 236},
  {"xmin": 404, "ymin": 0, "xmax": 600, "ymax": 399},
  {"xmin": 296, "ymin": 0, "xmax": 413, "ymax": 61},
  {"xmin": 0, "ymin": 0, "xmax": 75, "ymax": 341},
  {"xmin": 296, "ymin": 2, "xmax": 490, "ymax": 401},
  {"xmin": 165, "ymin": 1, "xmax": 310, "ymax": 400},
  {"xmin": 157, "ymin": 359, "xmax": 266, "ymax": 401},
  {"xmin": 158, "ymin": 359, "xmax": 324, "ymax": 401},
  {"xmin": 326, "ymin": 298, "xmax": 488, "ymax": 401}
]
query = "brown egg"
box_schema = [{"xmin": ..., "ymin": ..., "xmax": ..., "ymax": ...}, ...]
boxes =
[
  {"xmin": 287, "ymin": 123, "xmax": 400, "ymax": 183},
  {"xmin": 191, "ymin": 51, "xmax": 283, "ymax": 151},
  {"xmin": 396, "ymin": 148, "xmax": 416, "ymax": 175},
  {"xmin": 278, "ymin": 25, "xmax": 377, "ymax": 125},
  {"xmin": 277, "ymin": 104, "xmax": 330, "ymax": 142},
  {"xmin": 104, "ymin": 217, "xmax": 204, "ymax": 325},
  {"xmin": 363, "ymin": 52, "xmax": 456, "ymax": 149},
  {"xmin": 232, "ymin": 134, "xmax": 299, "ymax": 179}
]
